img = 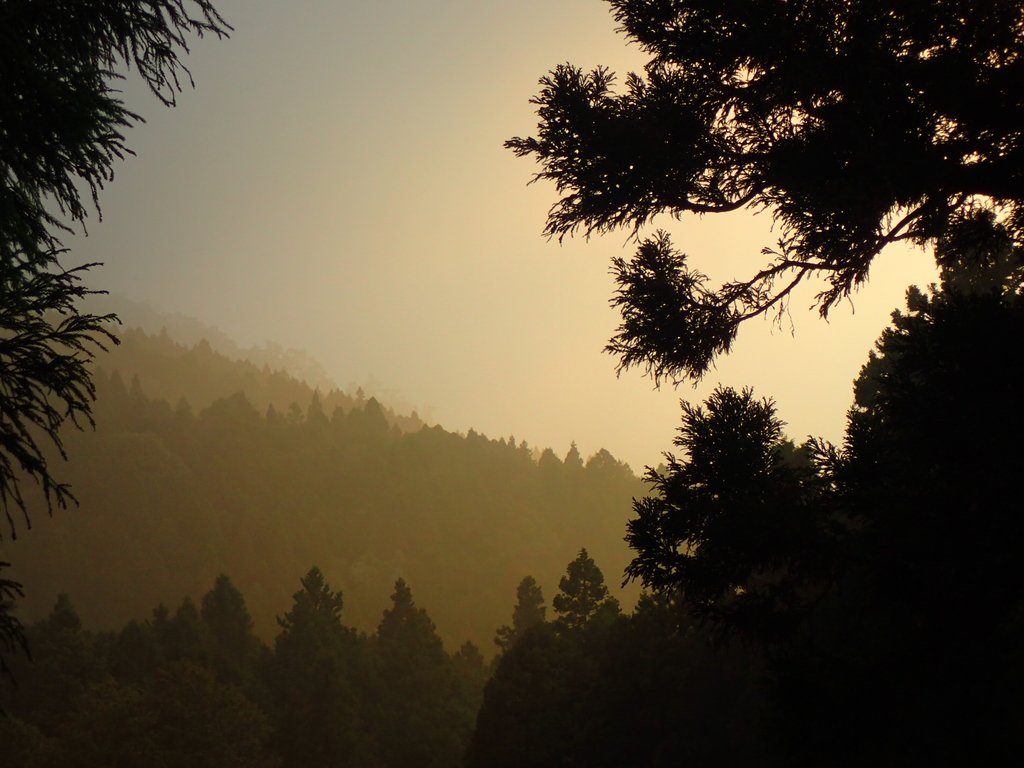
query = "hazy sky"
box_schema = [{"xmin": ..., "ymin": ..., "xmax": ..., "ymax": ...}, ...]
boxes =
[{"xmin": 68, "ymin": 0, "xmax": 938, "ymax": 471}]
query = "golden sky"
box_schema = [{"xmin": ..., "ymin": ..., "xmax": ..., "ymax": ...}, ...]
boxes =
[{"xmin": 68, "ymin": 0, "xmax": 938, "ymax": 471}]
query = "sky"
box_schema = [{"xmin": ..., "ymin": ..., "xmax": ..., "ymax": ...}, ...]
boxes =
[{"xmin": 67, "ymin": 0, "xmax": 938, "ymax": 472}]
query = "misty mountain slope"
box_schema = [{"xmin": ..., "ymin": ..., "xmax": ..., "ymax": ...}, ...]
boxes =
[
  {"xmin": 84, "ymin": 292, "xmax": 340, "ymax": 392},
  {"xmin": 97, "ymin": 325, "xmax": 424, "ymax": 433},
  {"xmin": 4, "ymin": 329, "xmax": 643, "ymax": 651}
]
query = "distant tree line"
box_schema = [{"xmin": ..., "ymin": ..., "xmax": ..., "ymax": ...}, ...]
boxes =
[{"xmin": 96, "ymin": 326, "xmax": 426, "ymax": 434}]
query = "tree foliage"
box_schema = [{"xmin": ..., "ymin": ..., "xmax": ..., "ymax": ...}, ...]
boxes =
[
  {"xmin": 276, "ymin": 566, "xmax": 346, "ymax": 647},
  {"xmin": 200, "ymin": 574, "xmax": 259, "ymax": 687},
  {"xmin": 0, "ymin": 0, "xmax": 230, "ymax": 539},
  {"xmin": 272, "ymin": 568, "xmax": 372, "ymax": 768},
  {"xmin": 508, "ymin": 0, "xmax": 1024, "ymax": 379},
  {"xmin": 625, "ymin": 388, "xmax": 829, "ymax": 640},
  {"xmin": 0, "ymin": 4, "xmax": 231, "ymax": 689},
  {"xmin": 502, "ymin": 2, "xmax": 1024, "ymax": 762},
  {"xmin": 622, "ymin": 274, "xmax": 1024, "ymax": 761},
  {"xmin": 768, "ymin": 274, "xmax": 1024, "ymax": 765},
  {"xmin": 0, "ymin": 563, "xmax": 26, "ymax": 686},
  {"xmin": 375, "ymin": 578, "xmax": 470, "ymax": 768}
]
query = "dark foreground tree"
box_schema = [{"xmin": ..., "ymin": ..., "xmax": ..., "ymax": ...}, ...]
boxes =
[
  {"xmin": 469, "ymin": 595, "xmax": 765, "ymax": 768},
  {"xmin": 775, "ymin": 255, "xmax": 1024, "ymax": 766},
  {"xmin": 625, "ymin": 388, "xmax": 830, "ymax": 642},
  {"xmin": 200, "ymin": 574, "xmax": 259, "ymax": 688},
  {"xmin": 509, "ymin": 3, "xmax": 1024, "ymax": 763},
  {"xmin": 508, "ymin": 0, "xmax": 1024, "ymax": 380},
  {"xmin": 625, "ymin": 259, "xmax": 1024, "ymax": 763},
  {"xmin": 271, "ymin": 567, "xmax": 374, "ymax": 767}
]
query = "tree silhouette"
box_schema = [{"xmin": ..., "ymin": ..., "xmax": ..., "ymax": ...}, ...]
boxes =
[
  {"xmin": 159, "ymin": 596, "xmax": 209, "ymax": 667},
  {"xmin": 621, "ymin": 261, "xmax": 1024, "ymax": 761},
  {"xmin": 508, "ymin": 0, "xmax": 1024, "ymax": 379},
  {"xmin": 376, "ymin": 578, "xmax": 444, "ymax": 661},
  {"xmin": 553, "ymin": 549, "xmax": 620, "ymax": 631},
  {"xmin": 510, "ymin": 9, "xmax": 1024, "ymax": 753},
  {"xmin": 272, "ymin": 567, "xmax": 372, "ymax": 768},
  {"xmin": 200, "ymin": 574, "xmax": 259, "ymax": 688},
  {"xmin": 4, "ymin": 594, "xmax": 104, "ymax": 728},
  {"xmin": 375, "ymin": 578, "xmax": 468, "ymax": 768},
  {"xmin": 766, "ymin": 271, "xmax": 1024, "ymax": 765},
  {"xmin": 276, "ymin": 567, "xmax": 346, "ymax": 648},
  {"xmin": 625, "ymin": 388, "xmax": 828, "ymax": 641},
  {"xmin": 1, "ymin": 0, "xmax": 230, "ymax": 535},
  {"xmin": 563, "ymin": 441, "xmax": 584, "ymax": 471},
  {"xmin": 470, "ymin": 593, "xmax": 766, "ymax": 768},
  {"xmin": 467, "ymin": 622, "xmax": 572, "ymax": 768},
  {"xmin": 494, "ymin": 575, "xmax": 546, "ymax": 652}
]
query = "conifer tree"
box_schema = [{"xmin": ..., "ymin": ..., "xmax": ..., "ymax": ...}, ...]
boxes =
[
  {"xmin": 0, "ymin": 564, "xmax": 26, "ymax": 685},
  {"xmin": 200, "ymin": 574, "xmax": 259, "ymax": 687},
  {"xmin": 375, "ymin": 578, "xmax": 466, "ymax": 768},
  {"xmin": 563, "ymin": 442, "xmax": 584, "ymax": 471},
  {"xmin": 553, "ymin": 549, "xmax": 620, "ymax": 631},
  {"xmin": 272, "ymin": 567, "xmax": 371, "ymax": 768},
  {"xmin": 494, "ymin": 575, "xmax": 546, "ymax": 652}
]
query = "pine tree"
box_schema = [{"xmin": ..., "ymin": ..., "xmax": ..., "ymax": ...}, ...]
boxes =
[
  {"xmin": 374, "ymin": 578, "xmax": 466, "ymax": 768},
  {"xmin": 553, "ymin": 549, "xmax": 620, "ymax": 631},
  {"xmin": 494, "ymin": 576, "xmax": 546, "ymax": 652},
  {"xmin": 200, "ymin": 574, "xmax": 259, "ymax": 687},
  {"xmin": 272, "ymin": 567, "xmax": 372, "ymax": 768}
]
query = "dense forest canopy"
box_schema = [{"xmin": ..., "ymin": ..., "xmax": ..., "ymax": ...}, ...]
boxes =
[{"xmin": 3, "ymin": 550, "xmax": 765, "ymax": 768}]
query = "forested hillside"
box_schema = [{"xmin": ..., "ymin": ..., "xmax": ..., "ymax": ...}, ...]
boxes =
[
  {"xmin": 85, "ymin": 293, "xmax": 340, "ymax": 393},
  {"xmin": 2, "ymin": 327, "xmax": 642, "ymax": 650},
  {"xmin": 97, "ymin": 324, "xmax": 425, "ymax": 434},
  {"xmin": 5, "ymin": 2, "xmax": 1021, "ymax": 765}
]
